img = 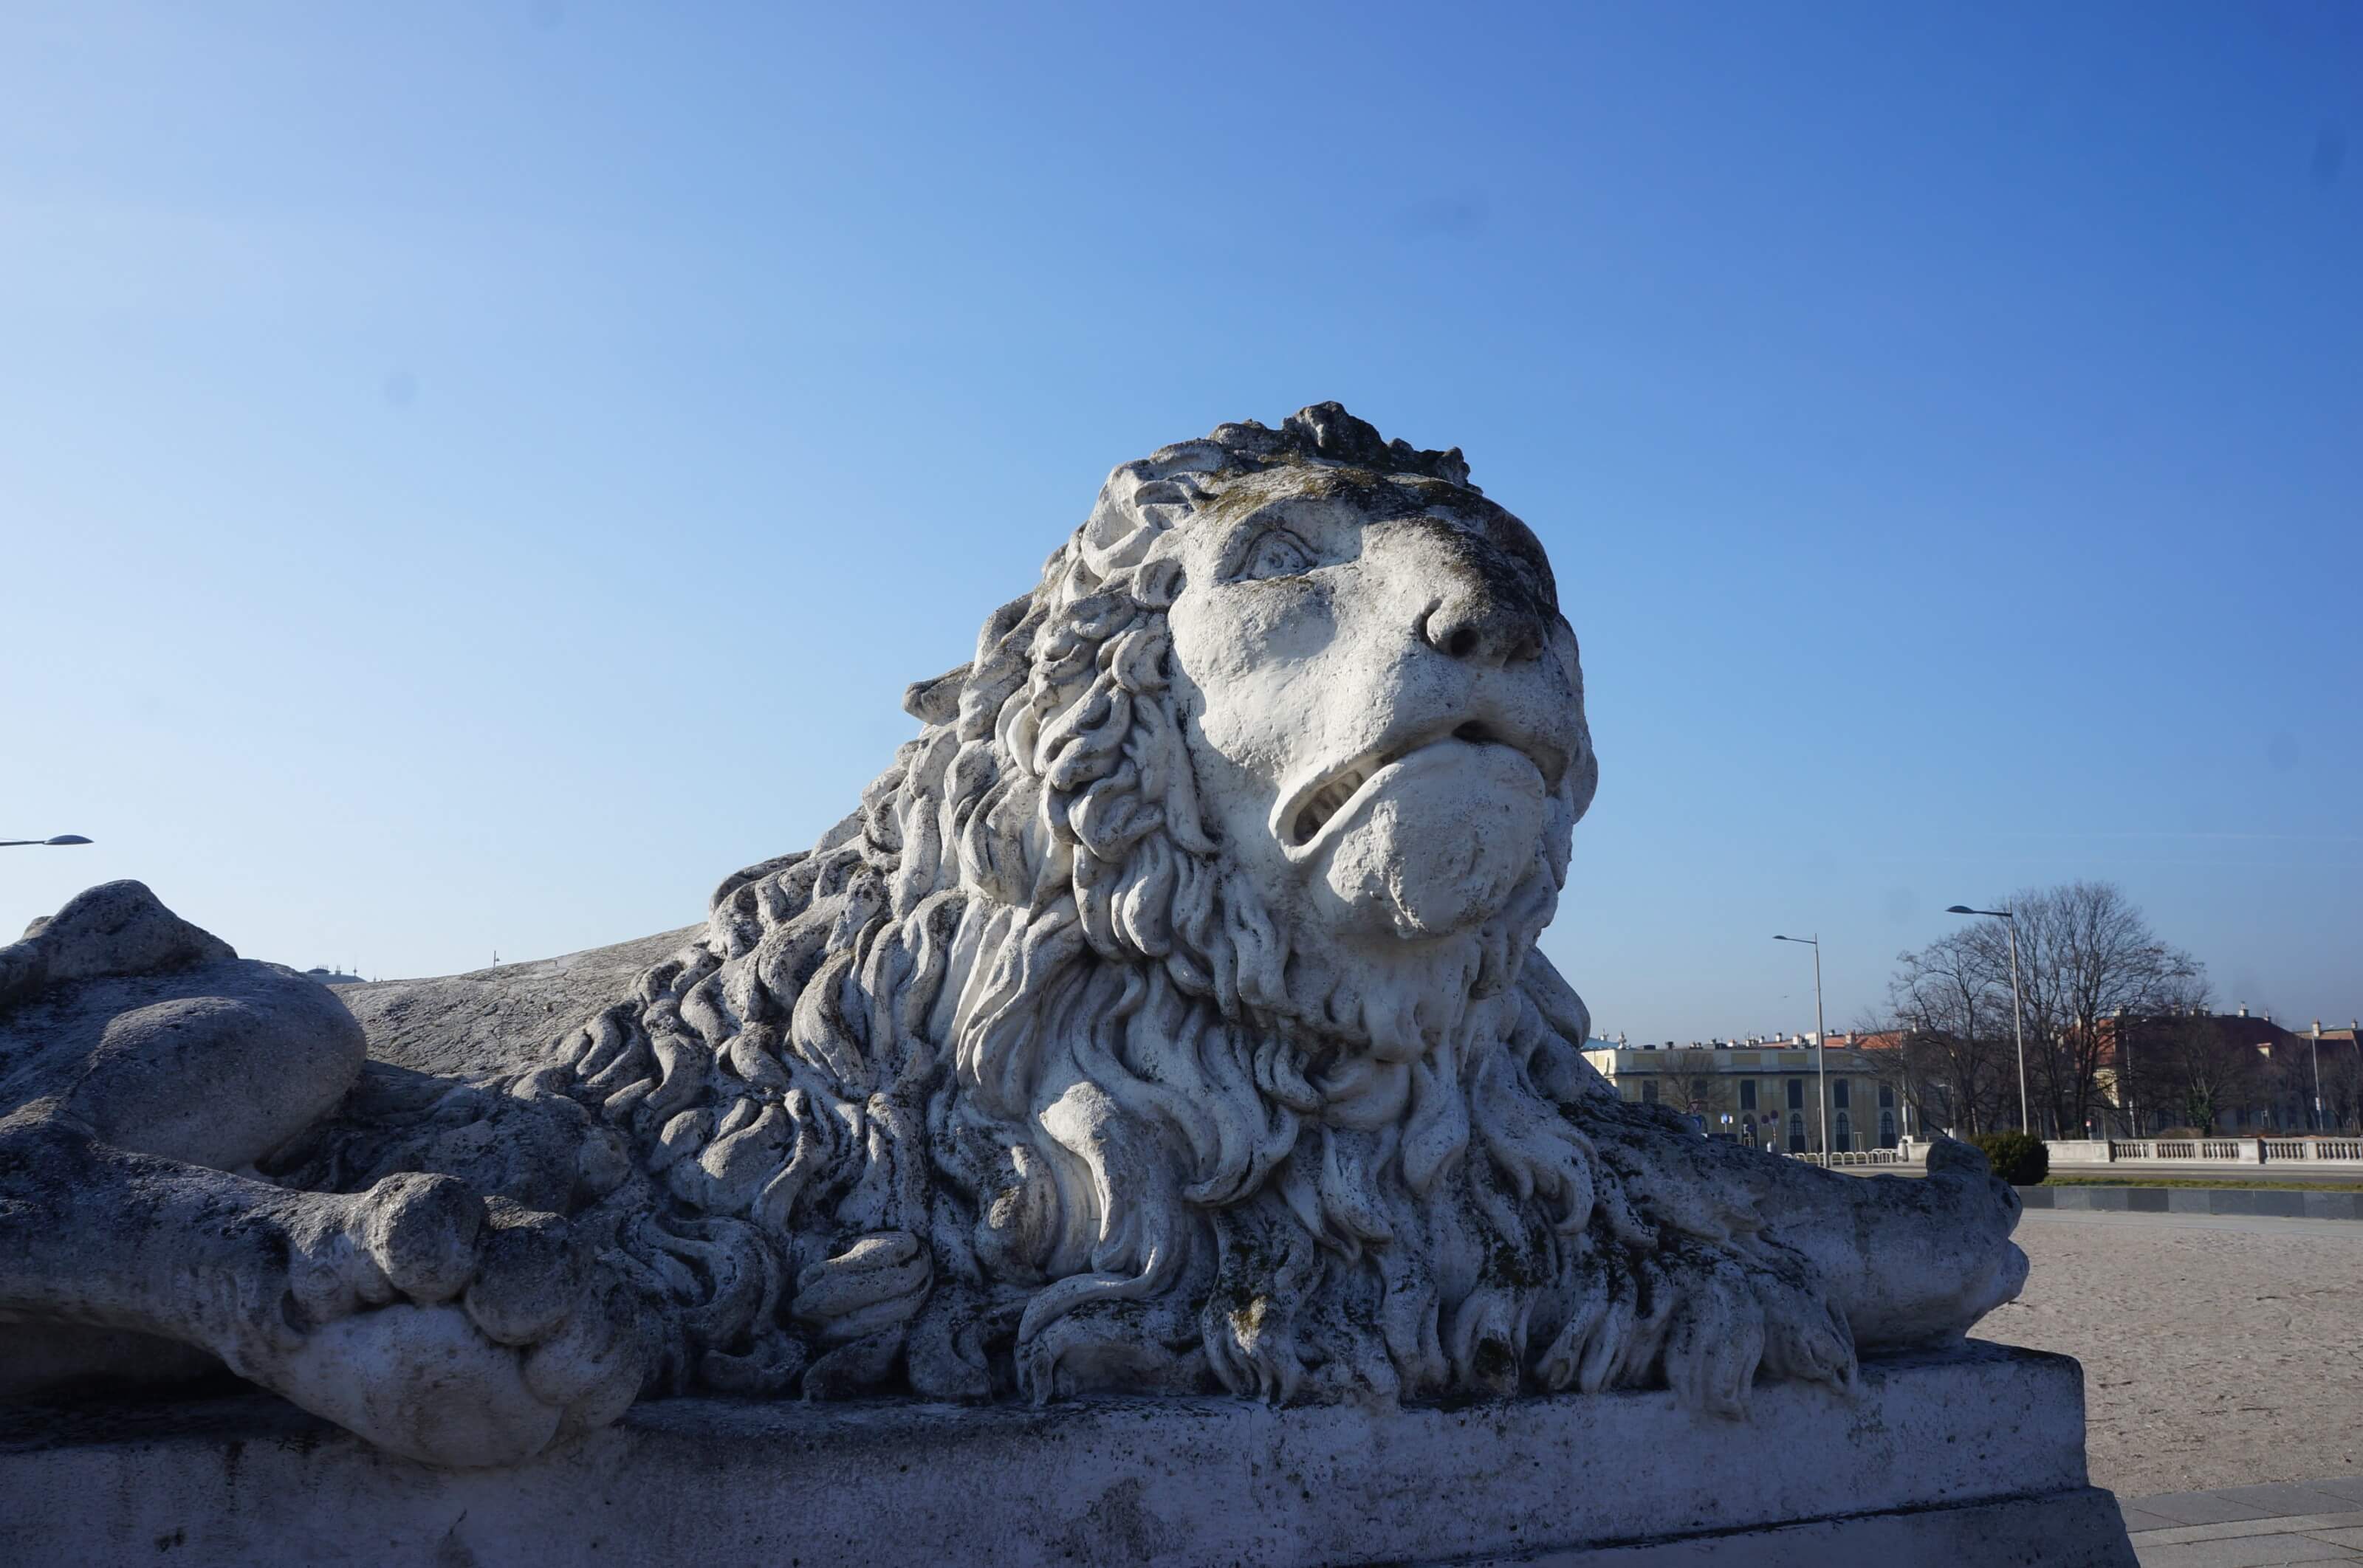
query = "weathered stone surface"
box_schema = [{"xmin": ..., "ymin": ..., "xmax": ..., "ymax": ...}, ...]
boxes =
[
  {"xmin": 1, "ymin": 885, "xmax": 645, "ymax": 1466},
  {"xmin": 2, "ymin": 405, "xmax": 2031, "ymax": 1476},
  {"xmin": 0, "ymin": 1344, "xmax": 2132, "ymax": 1567},
  {"xmin": 338, "ymin": 927, "xmax": 697, "ymax": 1082}
]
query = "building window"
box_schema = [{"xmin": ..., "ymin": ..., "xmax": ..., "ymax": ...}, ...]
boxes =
[
  {"xmin": 1787, "ymin": 1112, "xmax": 1806, "ymax": 1153},
  {"xmin": 1641, "ymin": 1079, "xmax": 1657, "ymax": 1104},
  {"xmin": 1833, "ymin": 1079, "xmax": 1851, "ymax": 1110},
  {"xmin": 1786, "ymin": 1079, "xmax": 1804, "ymax": 1110},
  {"xmin": 1835, "ymin": 1110, "xmax": 1852, "ymax": 1151},
  {"xmin": 1740, "ymin": 1080, "xmax": 1757, "ymax": 1111},
  {"xmin": 1879, "ymin": 1110, "xmax": 1897, "ymax": 1149},
  {"xmin": 1878, "ymin": 1082, "xmax": 1895, "ymax": 1109}
]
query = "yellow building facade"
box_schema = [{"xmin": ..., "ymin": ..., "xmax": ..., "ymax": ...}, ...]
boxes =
[{"xmin": 1578, "ymin": 1041, "xmax": 1903, "ymax": 1154}]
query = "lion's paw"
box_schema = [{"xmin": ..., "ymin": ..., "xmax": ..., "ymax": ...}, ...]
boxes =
[
  {"xmin": 252, "ymin": 1174, "xmax": 647, "ymax": 1467},
  {"xmin": 1815, "ymin": 1139, "xmax": 2029, "ymax": 1352}
]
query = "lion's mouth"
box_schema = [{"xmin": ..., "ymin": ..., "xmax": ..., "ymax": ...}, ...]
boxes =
[{"xmin": 1280, "ymin": 721, "xmax": 1560, "ymax": 856}]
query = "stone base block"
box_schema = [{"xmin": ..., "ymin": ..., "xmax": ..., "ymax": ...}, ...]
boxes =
[{"xmin": 0, "ymin": 1342, "xmax": 2132, "ymax": 1567}]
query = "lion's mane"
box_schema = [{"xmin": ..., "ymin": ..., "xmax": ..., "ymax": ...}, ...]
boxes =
[{"xmin": 535, "ymin": 406, "xmax": 1856, "ymax": 1413}]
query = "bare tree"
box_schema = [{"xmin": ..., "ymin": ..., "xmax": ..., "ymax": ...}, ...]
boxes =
[
  {"xmin": 1940, "ymin": 883, "xmax": 2201, "ymax": 1138},
  {"xmin": 2323, "ymin": 1044, "xmax": 2363, "ymax": 1136},
  {"xmin": 2260, "ymin": 1037, "xmax": 2315, "ymax": 1132},
  {"xmin": 2133, "ymin": 983, "xmax": 2258, "ymax": 1137},
  {"xmin": 1848, "ymin": 1019, "xmax": 1921, "ymax": 1138},
  {"xmin": 1882, "ymin": 933, "xmax": 2012, "ymax": 1137},
  {"xmin": 1664, "ymin": 1051, "xmax": 1720, "ymax": 1123},
  {"xmin": 2113, "ymin": 976, "xmax": 2197, "ymax": 1135}
]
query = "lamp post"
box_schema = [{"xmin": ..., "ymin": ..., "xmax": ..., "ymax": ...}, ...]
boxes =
[
  {"xmin": 1773, "ymin": 934, "xmax": 1831, "ymax": 1158},
  {"xmin": 1948, "ymin": 906, "xmax": 2029, "ymax": 1135},
  {"xmin": 1, "ymin": 835, "xmax": 92, "ymax": 848},
  {"xmin": 2112, "ymin": 1004, "xmax": 2139, "ymax": 1141},
  {"xmin": 2310, "ymin": 1020, "xmax": 2324, "ymax": 1135}
]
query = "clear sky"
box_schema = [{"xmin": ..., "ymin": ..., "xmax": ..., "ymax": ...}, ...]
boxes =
[{"xmin": 4, "ymin": 2, "xmax": 2356, "ymax": 1042}]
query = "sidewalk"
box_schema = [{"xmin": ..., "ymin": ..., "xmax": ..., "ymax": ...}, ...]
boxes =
[{"xmin": 2123, "ymin": 1476, "xmax": 2363, "ymax": 1565}]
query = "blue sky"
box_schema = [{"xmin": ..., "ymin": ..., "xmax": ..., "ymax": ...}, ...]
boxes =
[{"xmin": 4, "ymin": 2, "xmax": 2356, "ymax": 1041}]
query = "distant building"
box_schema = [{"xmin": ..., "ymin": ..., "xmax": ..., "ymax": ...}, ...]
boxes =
[
  {"xmin": 1580, "ymin": 1036, "xmax": 1903, "ymax": 1153},
  {"xmin": 298, "ymin": 966, "xmax": 366, "ymax": 988},
  {"xmin": 2096, "ymin": 1008, "xmax": 2363, "ymax": 1135}
]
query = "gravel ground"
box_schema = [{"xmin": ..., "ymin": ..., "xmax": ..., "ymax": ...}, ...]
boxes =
[{"xmin": 1973, "ymin": 1209, "xmax": 2363, "ymax": 1498}]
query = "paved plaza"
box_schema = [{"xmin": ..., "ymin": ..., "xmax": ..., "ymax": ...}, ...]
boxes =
[
  {"xmin": 1973, "ymin": 1208, "xmax": 2363, "ymax": 1563},
  {"xmin": 1982, "ymin": 1209, "xmax": 2363, "ymax": 1499}
]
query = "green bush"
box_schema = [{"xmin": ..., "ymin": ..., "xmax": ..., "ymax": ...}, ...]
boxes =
[{"xmin": 1969, "ymin": 1132, "xmax": 2049, "ymax": 1186}]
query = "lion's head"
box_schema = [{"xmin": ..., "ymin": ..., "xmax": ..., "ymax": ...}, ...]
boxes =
[
  {"xmin": 916, "ymin": 404, "xmax": 1598, "ymax": 1103},
  {"xmin": 541, "ymin": 406, "xmax": 1843, "ymax": 1412}
]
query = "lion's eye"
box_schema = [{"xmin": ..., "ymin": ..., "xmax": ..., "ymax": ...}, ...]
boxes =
[{"xmin": 1236, "ymin": 529, "xmax": 1316, "ymax": 582}]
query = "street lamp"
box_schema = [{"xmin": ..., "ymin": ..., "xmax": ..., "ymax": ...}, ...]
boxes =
[
  {"xmin": 2112, "ymin": 1004, "xmax": 2138, "ymax": 1140},
  {"xmin": 1, "ymin": 834, "xmax": 92, "ymax": 847},
  {"xmin": 1948, "ymin": 906, "xmax": 2030, "ymax": 1135},
  {"xmin": 1773, "ymin": 934, "xmax": 1831, "ymax": 1159},
  {"xmin": 2310, "ymin": 1020, "xmax": 2324, "ymax": 1135}
]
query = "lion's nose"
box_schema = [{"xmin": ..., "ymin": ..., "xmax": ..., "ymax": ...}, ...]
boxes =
[{"xmin": 1421, "ymin": 583, "xmax": 1548, "ymax": 667}]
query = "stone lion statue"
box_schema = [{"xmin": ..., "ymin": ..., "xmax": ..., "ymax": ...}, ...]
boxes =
[{"xmin": 0, "ymin": 405, "xmax": 2026, "ymax": 1468}]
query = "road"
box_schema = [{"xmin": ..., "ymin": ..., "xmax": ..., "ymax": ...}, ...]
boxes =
[
  {"xmin": 1839, "ymin": 1161, "xmax": 2363, "ymax": 1185},
  {"xmin": 2050, "ymin": 1163, "xmax": 2363, "ymax": 1186}
]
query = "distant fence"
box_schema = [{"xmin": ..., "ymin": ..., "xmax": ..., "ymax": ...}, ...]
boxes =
[
  {"xmin": 1778, "ymin": 1138, "xmax": 2363, "ymax": 1170},
  {"xmin": 1785, "ymin": 1147, "xmax": 1913, "ymax": 1168},
  {"xmin": 2117, "ymin": 1140, "xmax": 2243, "ymax": 1161},
  {"xmin": 2263, "ymin": 1138, "xmax": 2363, "ymax": 1161},
  {"xmin": 2049, "ymin": 1137, "xmax": 2363, "ymax": 1167}
]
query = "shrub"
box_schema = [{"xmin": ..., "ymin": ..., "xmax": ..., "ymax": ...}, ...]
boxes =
[{"xmin": 1969, "ymin": 1131, "xmax": 2049, "ymax": 1186}]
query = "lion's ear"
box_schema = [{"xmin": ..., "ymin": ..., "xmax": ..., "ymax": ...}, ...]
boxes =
[{"xmin": 903, "ymin": 663, "xmax": 972, "ymax": 724}]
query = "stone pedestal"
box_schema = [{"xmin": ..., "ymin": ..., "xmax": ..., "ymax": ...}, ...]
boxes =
[{"xmin": 0, "ymin": 1343, "xmax": 2132, "ymax": 1567}]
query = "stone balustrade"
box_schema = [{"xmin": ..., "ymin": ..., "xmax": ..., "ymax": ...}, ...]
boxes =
[
  {"xmin": 2048, "ymin": 1137, "xmax": 2363, "ymax": 1166},
  {"xmin": 1785, "ymin": 1147, "xmax": 1916, "ymax": 1168},
  {"xmin": 2261, "ymin": 1138, "xmax": 2363, "ymax": 1160}
]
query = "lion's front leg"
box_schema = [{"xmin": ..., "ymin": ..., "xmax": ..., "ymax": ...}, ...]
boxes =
[
  {"xmin": 1749, "ymin": 1137, "xmax": 2029, "ymax": 1351},
  {"xmin": 1549, "ymin": 1097, "xmax": 2027, "ymax": 1417},
  {"xmin": 1576, "ymin": 1099, "xmax": 2028, "ymax": 1355},
  {"xmin": 0, "ymin": 1111, "xmax": 648, "ymax": 1466}
]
